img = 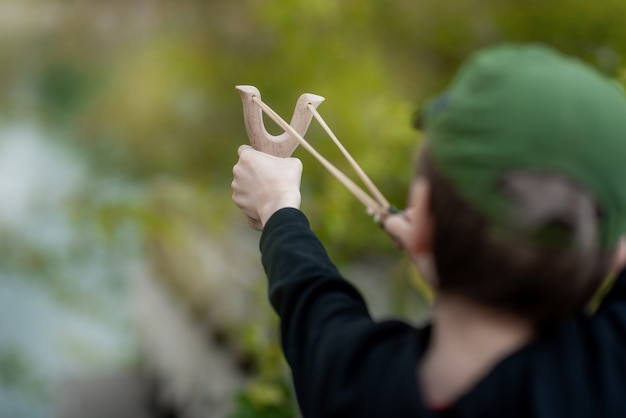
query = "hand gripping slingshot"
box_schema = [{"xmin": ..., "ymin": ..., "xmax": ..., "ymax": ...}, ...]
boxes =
[{"xmin": 236, "ymin": 85, "xmax": 395, "ymax": 230}]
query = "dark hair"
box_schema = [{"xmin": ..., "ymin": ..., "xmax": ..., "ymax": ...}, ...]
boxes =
[{"xmin": 418, "ymin": 149, "xmax": 613, "ymax": 322}]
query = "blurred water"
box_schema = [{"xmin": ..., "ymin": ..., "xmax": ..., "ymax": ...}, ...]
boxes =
[{"xmin": 0, "ymin": 123, "xmax": 140, "ymax": 417}]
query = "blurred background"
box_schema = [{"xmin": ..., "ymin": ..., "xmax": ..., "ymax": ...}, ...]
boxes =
[{"xmin": 0, "ymin": 1, "xmax": 625, "ymax": 417}]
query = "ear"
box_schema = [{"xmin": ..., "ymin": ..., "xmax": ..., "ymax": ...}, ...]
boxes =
[
  {"xmin": 405, "ymin": 179, "xmax": 439, "ymax": 288},
  {"xmin": 405, "ymin": 179, "xmax": 434, "ymax": 256}
]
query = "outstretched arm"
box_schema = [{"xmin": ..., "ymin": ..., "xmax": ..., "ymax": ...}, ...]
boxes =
[{"xmin": 232, "ymin": 144, "xmax": 430, "ymax": 417}]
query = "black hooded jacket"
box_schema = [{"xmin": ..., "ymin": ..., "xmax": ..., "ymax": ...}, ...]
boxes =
[{"xmin": 260, "ymin": 208, "xmax": 626, "ymax": 418}]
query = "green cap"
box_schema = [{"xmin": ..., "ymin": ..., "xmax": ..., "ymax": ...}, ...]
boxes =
[{"xmin": 420, "ymin": 44, "xmax": 626, "ymax": 249}]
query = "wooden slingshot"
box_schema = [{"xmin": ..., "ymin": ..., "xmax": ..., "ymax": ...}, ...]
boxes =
[{"xmin": 236, "ymin": 85, "xmax": 393, "ymax": 230}]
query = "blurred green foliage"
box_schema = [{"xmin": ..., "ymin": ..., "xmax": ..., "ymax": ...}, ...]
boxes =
[
  {"xmin": 3, "ymin": 0, "xmax": 625, "ymax": 257},
  {"xmin": 2, "ymin": 1, "xmax": 626, "ymax": 416},
  {"xmin": 230, "ymin": 381, "xmax": 295, "ymax": 418}
]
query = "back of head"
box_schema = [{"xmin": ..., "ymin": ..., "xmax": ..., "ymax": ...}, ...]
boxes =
[
  {"xmin": 416, "ymin": 44, "xmax": 626, "ymax": 322},
  {"xmin": 420, "ymin": 151, "xmax": 610, "ymax": 322}
]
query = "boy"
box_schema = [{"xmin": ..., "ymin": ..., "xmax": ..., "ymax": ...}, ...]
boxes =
[{"xmin": 231, "ymin": 44, "xmax": 626, "ymax": 417}]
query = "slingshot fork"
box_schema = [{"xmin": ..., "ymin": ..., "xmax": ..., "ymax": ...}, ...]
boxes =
[
  {"xmin": 236, "ymin": 85, "xmax": 324, "ymax": 158},
  {"xmin": 236, "ymin": 85, "xmax": 394, "ymax": 230}
]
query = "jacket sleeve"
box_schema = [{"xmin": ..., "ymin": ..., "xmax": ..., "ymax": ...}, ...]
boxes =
[{"xmin": 259, "ymin": 208, "xmax": 431, "ymax": 418}]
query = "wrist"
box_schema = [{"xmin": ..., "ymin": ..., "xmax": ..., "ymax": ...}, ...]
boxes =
[{"xmin": 259, "ymin": 194, "xmax": 301, "ymax": 226}]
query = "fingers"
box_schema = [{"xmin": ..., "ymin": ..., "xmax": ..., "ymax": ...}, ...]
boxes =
[
  {"xmin": 231, "ymin": 143, "xmax": 303, "ymax": 227},
  {"xmin": 382, "ymin": 208, "xmax": 415, "ymax": 250}
]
